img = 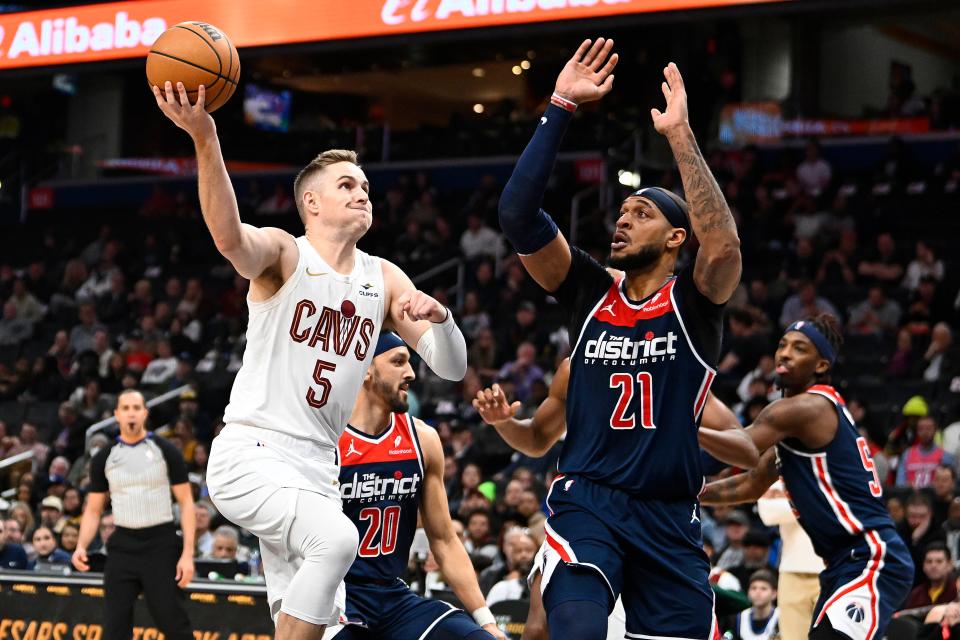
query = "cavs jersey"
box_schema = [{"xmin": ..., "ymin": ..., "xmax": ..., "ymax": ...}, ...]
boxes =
[
  {"xmin": 223, "ymin": 236, "xmax": 386, "ymax": 448},
  {"xmin": 552, "ymin": 248, "xmax": 724, "ymax": 500},
  {"xmin": 337, "ymin": 412, "xmax": 424, "ymax": 582}
]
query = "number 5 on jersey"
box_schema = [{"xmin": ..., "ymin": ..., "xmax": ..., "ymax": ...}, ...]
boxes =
[{"xmin": 609, "ymin": 372, "xmax": 654, "ymax": 430}]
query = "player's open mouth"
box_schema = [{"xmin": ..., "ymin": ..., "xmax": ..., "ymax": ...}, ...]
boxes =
[
  {"xmin": 775, "ymin": 364, "xmax": 789, "ymax": 375},
  {"xmin": 611, "ymin": 232, "xmax": 629, "ymax": 250}
]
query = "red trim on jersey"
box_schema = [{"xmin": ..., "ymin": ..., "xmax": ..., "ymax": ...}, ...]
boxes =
[
  {"xmin": 592, "ymin": 279, "xmax": 676, "ymax": 327},
  {"xmin": 545, "ymin": 530, "xmax": 572, "ymax": 562},
  {"xmin": 813, "ymin": 456, "xmax": 863, "ymax": 534},
  {"xmin": 808, "ymin": 384, "xmax": 845, "ymax": 406},
  {"xmin": 339, "ymin": 413, "xmax": 420, "ymax": 466},
  {"xmin": 815, "ymin": 530, "xmax": 884, "ymax": 639},
  {"xmin": 694, "ymin": 370, "xmax": 715, "ymax": 418}
]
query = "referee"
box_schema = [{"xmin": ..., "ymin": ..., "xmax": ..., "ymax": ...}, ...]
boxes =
[{"xmin": 73, "ymin": 389, "xmax": 195, "ymax": 640}]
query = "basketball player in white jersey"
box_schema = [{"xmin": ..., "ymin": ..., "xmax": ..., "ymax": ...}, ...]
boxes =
[{"xmin": 153, "ymin": 82, "xmax": 468, "ymax": 640}]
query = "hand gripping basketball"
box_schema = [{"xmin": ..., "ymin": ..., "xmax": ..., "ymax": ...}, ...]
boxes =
[
  {"xmin": 473, "ymin": 384, "xmax": 521, "ymax": 426},
  {"xmin": 152, "ymin": 81, "xmax": 216, "ymax": 141}
]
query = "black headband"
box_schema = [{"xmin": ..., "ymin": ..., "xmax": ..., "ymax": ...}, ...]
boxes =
[{"xmin": 631, "ymin": 187, "xmax": 690, "ymax": 237}]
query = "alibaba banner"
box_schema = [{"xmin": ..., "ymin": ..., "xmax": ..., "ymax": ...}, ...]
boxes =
[
  {"xmin": 0, "ymin": 575, "xmax": 272, "ymax": 640},
  {"xmin": 0, "ymin": 0, "xmax": 790, "ymax": 70}
]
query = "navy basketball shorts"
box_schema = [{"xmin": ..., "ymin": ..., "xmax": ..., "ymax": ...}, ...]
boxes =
[
  {"xmin": 328, "ymin": 578, "xmax": 483, "ymax": 639},
  {"xmin": 540, "ymin": 475, "xmax": 717, "ymax": 640},
  {"xmin": 810, "ymin": 528, "xmax": 913, "ymax": 640}
]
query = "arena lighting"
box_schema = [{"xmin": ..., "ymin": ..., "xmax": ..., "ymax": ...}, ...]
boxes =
[
  {"xmin": 512, "ymin": 65, "xmax": 522, "ymax": 75},
  {"xmin": 0, "ymin": 0, "xmax": 791, "ymax": 71},
  {"xmin": 618, "ymin": 170, "xmax": 641, "ymax": 188},
  {"xmin": 472, "ymin": 67, "xmax": 485, "ymax": 77},
  {"xmin": 520, "ymin": 60, "xmax": 531, "ymax": 69},
  {"xmin": 473, "ymin": 103, "xmax": 484, "ymax": 113}
]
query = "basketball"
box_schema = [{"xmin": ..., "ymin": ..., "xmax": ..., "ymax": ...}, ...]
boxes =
[{"xmin": 145, "ymin": 22, "xmax": 240, "ymax": 112}]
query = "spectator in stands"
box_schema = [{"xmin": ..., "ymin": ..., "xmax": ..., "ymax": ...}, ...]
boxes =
[
  {"xmin": 207, "ymin": 524, "xmax": 250, "ymax": 574},
  {"xmin": 51, "ymin": 401, "xmax": 87, "ymax": 463},
  {"xmin": 91, "ymin": 330, "xmax": 115, "ymax": 379},
  {"xmin": 887, "ymin": 395, "xmax": 930, "ymax": 457},
  {"xmin": 59, "ymin": 522, "xmax": 80, "ymax": 554},
  {"xmin": 943, "ymin": 500, "xmax": 960, "ymax": 568},
  {"xmin": 3, "ymin": 518, "xmax": 24, "ymax": 547},
  {"xmin": 848, "ymin": 286, "xmax": 902, "ymax": 336},
  {"xmin": 0, "ymin": 300, "xmax": 32, "ymax": 346},
  {"xmin": 77, "ymin": 242, "xmax": 121, "ymax": 302},
  {"xmin": 10, "ymin": 279, "xmax": 44, "ymax": 326},
  {"xmin": 69, "ymin": 303, "xmax": 106, "ymax": 355},
  {"xmin": 898, "ymin": 416, "xmax": 954, "ymax": 489},
  {"xmin": 778, "ymin": 282, "xmax": 840, "ymax": 329},
  {"xmin": 458, "ymin": 291, "xmax": 491, "ymax": 342},
  {"xmin": 463, "ymin": 508, "xmax": 499, "ymax": 564},
  {"xmin": 725, "ymin": 570, "xmax": 780, "ymax": 640},
  {"xmin": 141, "ymin": 339, "xmax": 178, "ymax": 388},
  {"xmin": 796, "ymin": 139, "xmax": 832, "ymax": 196},
  {"xmin": 923, "ymin": 322, "xmax": 954, "ymax": 383},
  {"xmin": 904, "ymin": 542, "xmax": 957, "ymax": 608},
  {"xmin": 90, "ymin": 512, "xmax": 115, "ymax": 552},
  {"xmin": 485, "ymin": 530, "xmax": 536, "ymax": 605},
  {"xmin": 900, "ymin": 492, "xmax": 947, "ymax": 586},
  {"xmin": 496, "ymin": 342, "xmax": 544, "ymax": 404},
  {"xmin": 858, "ymin": 232, "xmax": 905, "ymax": 291},
  {"xmin": 729, "ymin": 529, "xmax": 777, "ymax": 589},
  {"xmin": 29, "ymin": 525, "xmax": 71, "ymax": 569},
  {"xmin": 717, "ymin": 510, "xmax": 751, "ymax": 570},
  {"xmin": 71, "ymin": 379, "xmax": 112, "ymax": 423},
  {"xmin": 468, "ymin": 327, "xmax": 499, "ymax": 384},
  {"xmin": 0, "ymin": 517, "xmax": 28, "ymax": 569},
  {"xmin": 460, "ymin": 212, "xmax": 504, "ymax": 262},
  {"xmin": 98, "ymin": 272, "xmax": 127, "ymax": 326},
  {"xmin": 61, "ymin": 487, "xmax": 82, "ymax": 526},
  {"xmin": 903, "ymin": 241, "xmax": 945, "ymax": 293},
  {"xmin": 255, "ymin": 182, "xmax": 294, "ymax": 216},
  {"xmin": 719, "ymin": 308, "xmax": 770, "ymax": 380},
  {"xmin": 39, "ymin": 495, "xmax": 66, "ymax": 531},
  {"xmin": 195, "ymin": 502, "xmax": 215, "ymax": 556},
  {"xmin": 932, "ymin": 466, "xmax": 959, "ymax": 530},
  {"xmin": 68, "ymin": 433, "xmax": 109, "ymax": 488},
  {"xmin": 7, "ymin": 422, "xmax": 49, "ymax": 469}
]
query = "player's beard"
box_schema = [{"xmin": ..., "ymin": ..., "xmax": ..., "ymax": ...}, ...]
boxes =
[
  {"xmin": 374, "ymin": 374, "xmax": 409, "ymax": 413},
  {"xmin": 607, "ymin": 242, "xmax": 663, "ymax": 272}
]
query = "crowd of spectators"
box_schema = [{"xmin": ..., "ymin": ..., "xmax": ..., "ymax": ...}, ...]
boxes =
[{"xmin": 0, "ymin": 133, "xmax": 958, "ymax": 636}]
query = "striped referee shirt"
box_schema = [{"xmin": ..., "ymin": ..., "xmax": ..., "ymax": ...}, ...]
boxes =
[{"xmin": 89, "ymin": 433, "xmax": 188, "ymax": 529}]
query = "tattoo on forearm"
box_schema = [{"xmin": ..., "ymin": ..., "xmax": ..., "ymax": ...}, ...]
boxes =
[
  {"xmin": 701, "ymin": 453, "xmax": 778, "ymax": 505},
  {"xmin": 671, "ymin": 129, "xmax": 736, "ymax": 236}
]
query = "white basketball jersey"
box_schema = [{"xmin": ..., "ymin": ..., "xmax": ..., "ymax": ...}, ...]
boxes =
[{"xmin": 223, "ymin": 236, "xmax": 386, "ymax": 448}]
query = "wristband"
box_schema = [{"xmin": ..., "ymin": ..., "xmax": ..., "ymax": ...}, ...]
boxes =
[
  {"xmin": 550, "ymin": 92, "xmax": 577, "ymax": 112},
  {"xmin": 472, "ymin": 606, "xmax": 496, "ymax": 627}
]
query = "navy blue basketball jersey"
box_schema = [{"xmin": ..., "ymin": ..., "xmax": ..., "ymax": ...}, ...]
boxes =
[
  {"xmin": 337, "ymin": 412, "xmax": 424, "ymax": 582},
  {"xmin": 552, "ymin": 248, "xmax": 724, "ymax": 499},
  {"xmin": 776, "ymin": 385, "xmax": 896, "ymax": 563}
]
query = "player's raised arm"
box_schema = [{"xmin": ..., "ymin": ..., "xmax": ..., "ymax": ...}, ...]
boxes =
[
  {"xmin": 651, "ymin": 63, "xmax": 741, "ymax": 304},
  {"xmin": 697, "ymin": 393, "xmax": 760, "ymax": 469},
  {"xmin": 415, "ymin": 421, "xmax": 507, "ymax": 640},
  {"xmin": 499, "ymin": 38, "xmax": 618, "ymax": 292},
  {"xmin": 382, "ymin": 260, "xmax": 467, "ymax": 381},
  {"xmin": 474, "ymin": 359, "xmax": 569, "ymax": 457},
  {"xmin": 152, "ymin": 82, "xmax": 287, "ymax": 282}
]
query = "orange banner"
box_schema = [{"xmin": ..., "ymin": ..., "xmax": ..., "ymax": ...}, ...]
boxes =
[{"xmin": 0, "ymin": 0, "xmax": 788, "ymax": 71}]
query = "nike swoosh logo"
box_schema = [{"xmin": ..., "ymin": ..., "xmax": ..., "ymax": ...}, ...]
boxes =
[{"xmin": 305, "ymin": 268, "xmax": 328, "ymax": 277}]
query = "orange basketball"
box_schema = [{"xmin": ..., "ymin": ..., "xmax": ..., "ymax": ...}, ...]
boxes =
[{"xmin": 146, "ymin": 21, "xmax": 240, "ymax": 113}]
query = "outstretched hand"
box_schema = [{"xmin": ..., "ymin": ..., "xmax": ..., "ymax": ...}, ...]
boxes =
[
  {"xmin": 473, "ymin": 384, "xmax": 521, "ymax": 425},
  {"xmin": 650, "ymin": 62, "xmax": 689, "ymax": 135},
  {"xmin": 152, "ymin": 81, "xmax": 216, "ymax": 141},
  {"xmin": 554, "ymin": 38, "xmax": 618, "ymax": 105}
]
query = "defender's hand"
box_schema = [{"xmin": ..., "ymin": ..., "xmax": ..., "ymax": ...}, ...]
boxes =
[
  {"xmin": 152, "ymin": 81, "xmax": 216, "ymax": 141},
  {"xmin": 473, "ymin": 384, "xmax": 521, "ymax": 425},
  {"xmin": 554, "ymin": 38, "xmax": 618, "ymax": 105},
  {"xmin": 484, "ymin": 623, "xmax": 508, "ymax": 640},
  {"xmin": 650, "ymin": 62, "xmax": 690, "ymax": 135},
  {"xmin": 396, "ymin": 290, "xmax": 448, "ymax": 323}
]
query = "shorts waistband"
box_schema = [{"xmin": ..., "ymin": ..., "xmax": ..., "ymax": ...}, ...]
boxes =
[
  {"xmin": 345, "ymin": 576, "xmax": 402, "ymax": 587},
  {"xmin": 222, "ymin": 423, "xmax": 338, "ymax": 461}
]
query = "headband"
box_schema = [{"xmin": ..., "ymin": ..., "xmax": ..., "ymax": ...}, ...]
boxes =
[
  {"xmin": 631, "ymin": 187, "xmax": 690, "ymax": 237},
  {"xmin": 374, "ymin": 331, "xmax": 406, "ymax": 358},
  {"xmin": 785, "ymin": 320, "xmax": 836, "ymax": 366}
]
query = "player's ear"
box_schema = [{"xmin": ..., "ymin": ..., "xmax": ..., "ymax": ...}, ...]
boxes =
[
  {"xmin": 815, "ymin": 358, "xmax": 830, "ymax": 377},
  {"xmin": 666, "ymin": 227, "xmax": 686, "ymax": 250}
]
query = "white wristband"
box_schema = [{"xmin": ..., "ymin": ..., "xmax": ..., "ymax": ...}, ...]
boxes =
[{"xmin": 472, "ymin": 606, "xmax": 496, "ymax": 627}]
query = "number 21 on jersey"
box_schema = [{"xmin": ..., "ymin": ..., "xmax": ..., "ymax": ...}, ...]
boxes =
[{"xmin": 609, "ymin": 372, "xmax": 654, "ymax": 430}]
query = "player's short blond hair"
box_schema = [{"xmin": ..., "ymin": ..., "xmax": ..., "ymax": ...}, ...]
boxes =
[{"xmin": 293, "ymin": 149, "xmax": 360, "ymax": 224}]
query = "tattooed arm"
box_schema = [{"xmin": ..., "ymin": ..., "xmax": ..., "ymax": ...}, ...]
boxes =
[
  {"xmin": 651, "ymin": 63, "xmax": 741, "ymax": 304},
  {"xmin": 700, "ymin": 448, "xmax": 779, "ymax": 506}
]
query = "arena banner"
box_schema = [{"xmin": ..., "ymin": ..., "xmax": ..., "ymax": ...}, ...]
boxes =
[
  {"xmin": 0, "ymin": 574, "xmax": 273, "ymax": 640},
  {"xmin": 0, "ymin": 0, "xmax": 790, "ymax": 71}
]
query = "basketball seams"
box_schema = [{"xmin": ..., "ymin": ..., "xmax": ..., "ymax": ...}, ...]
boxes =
[
  {"xmin": 172, "ymin": 24, "xmax": 223, "ymax": 77},
  {"xmin": 206, "ymin": 36, "xmax": 235, "ymax": 110},
  {"xmin": 147, "ymin": 50, "xmax": 236, "ymax": 85}
]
